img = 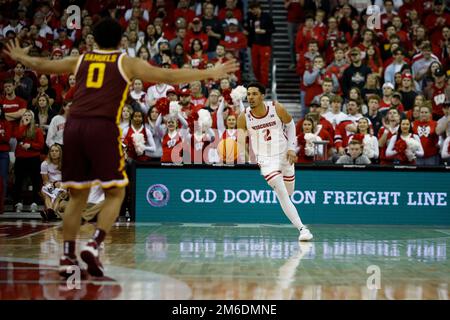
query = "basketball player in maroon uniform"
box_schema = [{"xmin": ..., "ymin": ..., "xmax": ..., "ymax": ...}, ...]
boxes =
[{"xmin": 4, "ymin": 18, "xmax": 237, "ymax": 278}]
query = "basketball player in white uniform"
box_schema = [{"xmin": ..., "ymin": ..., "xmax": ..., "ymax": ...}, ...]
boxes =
[{"xmin": 237, "ymin": 82, "xmax": 313, "ymax": 241}]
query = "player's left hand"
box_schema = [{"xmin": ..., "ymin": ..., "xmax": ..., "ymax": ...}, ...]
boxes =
[
  {"xmin": 287, "ymin": 150, "xmax": 297, "ymax": 165},
  {"xmin": 4, "ymin": 38, "xmax": 31, "ymax": 62},
  {"xmin": 212, "ymin": 59, "xmax": 239, "ymax": 80}
]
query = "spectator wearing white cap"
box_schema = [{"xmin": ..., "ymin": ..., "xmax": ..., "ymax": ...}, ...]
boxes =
[
  {"xmin": 221, "ymin": 18, "xmax": 247, "ymax": 59},
  {"xmin": 379, "ymin": 82, "xmax": 395, "ymax": 113}
]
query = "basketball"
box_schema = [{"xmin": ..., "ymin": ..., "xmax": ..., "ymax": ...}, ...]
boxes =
[{"xmin": 217, "ymin": 138, "xmax": 238, "ymax": 163}]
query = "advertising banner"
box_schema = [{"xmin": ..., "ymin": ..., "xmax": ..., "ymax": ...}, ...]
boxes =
[{"xmin": 134, "ymin": 166, "xmax": 450, "ymax": 225}]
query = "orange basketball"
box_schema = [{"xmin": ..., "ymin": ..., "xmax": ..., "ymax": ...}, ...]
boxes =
[{"xmin": 217, "ymin": 138, "xmax": 238, "ymax": 163}]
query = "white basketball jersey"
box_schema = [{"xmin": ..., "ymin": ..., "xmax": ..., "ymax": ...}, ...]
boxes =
[{"xmin": 245, "ymin": 101, "xmax": 287, "ymax": 157}]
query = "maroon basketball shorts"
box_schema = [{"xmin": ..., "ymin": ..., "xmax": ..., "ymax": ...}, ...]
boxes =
[{"xmin": 61, "ymin": 117, "xmax": 128, "ymax": 189}]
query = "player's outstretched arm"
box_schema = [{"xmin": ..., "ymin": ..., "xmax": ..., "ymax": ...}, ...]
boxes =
[
  {"xmin": 3, "ymin": 39, "xmax": 79, "ymax": 75},
  {"xmin": 124, "ymin": 55, "xmax": 239, "ymax": 85}
]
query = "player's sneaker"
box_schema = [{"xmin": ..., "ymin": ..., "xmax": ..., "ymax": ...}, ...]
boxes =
[
  {"xmin": 298, "ymin": 226, "xmax": 313, "ymax": 241},
  {"xmin": 80, "ymin": 240, "xmax": 104, "ymax": 277},
  {"xmin": 59, "ymin": 255, "xmax": 81, "ymax": 278},
  {"xmin": 15, "ymin": 202, "xmax": 23, "ymax": 213},
  {"xmin": 30, "ymin": 202, "xmax": 38, "ymax": 213}
]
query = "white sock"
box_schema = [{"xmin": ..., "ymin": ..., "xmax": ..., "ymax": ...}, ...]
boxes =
[
  {"xmin": 267, "ymin": 174, "xmax": 304, "ymax": 230},
  {"xmin": 284, "ymin": 175, "xmax": 295, "ymax": 195}
]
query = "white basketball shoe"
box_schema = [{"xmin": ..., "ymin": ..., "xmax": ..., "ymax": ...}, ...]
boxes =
[{"xmin": 298, "ymin": 226, "xmax": 313, "ymax": 241}]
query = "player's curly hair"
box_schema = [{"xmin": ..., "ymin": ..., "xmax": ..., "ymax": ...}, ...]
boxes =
[
  {"xmin": 93, "ymin": 18, "xmax": 123, "ymax": 49},
  {"xmin": 247, "ymin": 82, "xmax": 266, "ymax": 95}
]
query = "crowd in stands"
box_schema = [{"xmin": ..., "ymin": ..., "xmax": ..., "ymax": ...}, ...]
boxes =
[{"xmin": 0, "ymin": 0, "xmax": 449, "ymax": 214}]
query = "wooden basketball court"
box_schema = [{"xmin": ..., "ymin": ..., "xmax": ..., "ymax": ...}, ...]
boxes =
[{"xmin": 1, "ymin": 220, "xmax": 449, "ymax": 300}]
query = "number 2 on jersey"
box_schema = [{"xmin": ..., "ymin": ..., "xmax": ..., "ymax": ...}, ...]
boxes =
[
  {"xmin": 264, "ymin": 129, "xmax": 272, "ymax": 141},
  {"xmin": 86, "ymin": 63, "xmax": 106, "ymax": 88}
]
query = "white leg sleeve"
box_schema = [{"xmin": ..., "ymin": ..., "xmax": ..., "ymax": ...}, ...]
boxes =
[
  {"xmin": 283, "ymin": 176, "xmax": 295, "ymax": 196},
  {"xmin": 267, "ymin": 174, "xmax": 304, "ymax": 230}
]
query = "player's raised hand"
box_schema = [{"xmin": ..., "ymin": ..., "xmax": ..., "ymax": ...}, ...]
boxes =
[
  {"xmin": 287, "ymin": 150, "xmax": 297, "ymax": 165},
  {"xmin": 212, "ymin": 59, "xmax": 239, "ymax": 80},
  {"xmin": 3, "ymin": 38, "xmax": 31, "ymax": 62}
]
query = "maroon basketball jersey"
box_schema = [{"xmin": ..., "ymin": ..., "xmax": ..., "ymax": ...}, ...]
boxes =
[{"xmin": 69, "ymin": 50, "xmax": 130, "ymax": 121}]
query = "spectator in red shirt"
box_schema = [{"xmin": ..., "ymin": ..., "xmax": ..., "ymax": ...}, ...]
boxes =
[
  {"xmin": 221, "ymin": 19, "xmax": 247, "ymax": 59},
  {"xmin": 424, "ymin": 0, "xmax": 450, "ymax": 44},
  {"xmin": 378, "ymin": 107, "xmax": 401, "ymax": 165},
  {"xmin": 334, "ymin": 99, "xmax": 364, "ymax": 155},
  {"xmin": 189, "ymin": 81, "xmax": 207, "ymax": 107},
  {"xmin": 379, "ymin": 82, "xmax": 395, "ymax": 113},
  {"xmin": 364, "ymin": 45, "xmax": 384, "ymax": 78},
  {"xmin": 399, "ymin": 0, "xmax": 420, "ymax": 22},
  {"xmin": 62, "ymin": 74, "xmax": 76, "ymax": 101},
  {"xmin": 123, "ymin": 110, "xmax": 155, "ymax": 162},
  {"xmin": 358, "ymin": 30, "xmax": 379, "ymax": 60},
  {"xmin": 186, "ymin": 39, "xmax": 209, "ymax": 69},
  {"xmin": 178, "ymin": 88, "xmax": 201, "ymax": 131},
  {"xmin": 413, "ymin": 103, "xmax": 440, "ymax": 165},
  {"xmin": 434, "ymin": 26, "xmax": 450, "ymax": 65},
  {"xmin": 157, "ymin": 112, "xmax": 188, "ymax": 164},
  {"xmin": 391, "ymin": 16, "xmax": 410, "ymax": 47},
  {"xmin": 380, "ymin": 0, "xmax": 398, "ymax": 26},
  {"xmin": 1, "ymin": 79, "xmax": 27, "ymax": 133},
  {"xmin": 336, "ymin": 3, "xmax": 358, "ymax": 35},
  {"xmin": 26, "ymin": 24, "xmax": 49, "ymax": 53},
  {"xmin": 175, "ymin": 0, "xmax": 196, "ymax": 26},
  {"xmin": 304, "ymin": 56, "xmax": 337, "ymax": 108},
  {"xmin": 184, "ymin": 18, "xmax": 209, "ymax": 53},
  {"xmin": 324, "ymin": 17, "xmax": 348, "ymax": 64},
  {"xmin": 55, "ymin": 28, "xmax": 73, "ymax": 55},
  {"xmin": 218, "ymin": 0, "xmax": 243, "ymax": 22},
  {"xmin": 314, "ymin": 9, "xmax": 327, "ymax": 37},
  {"xmin": 13, "ymin": 110, "xmax": 44, "ymax": 213},
  {"xmin": 346, "ymin": 19, "xmax": 362, "ymax": 47},
  {"xmin": 295, "ymin": 14, "xmax": 324, "ymax": 59},
  {"xmin": 424, "ymin": 68, "xmax": 450, "ymax": 119}
]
